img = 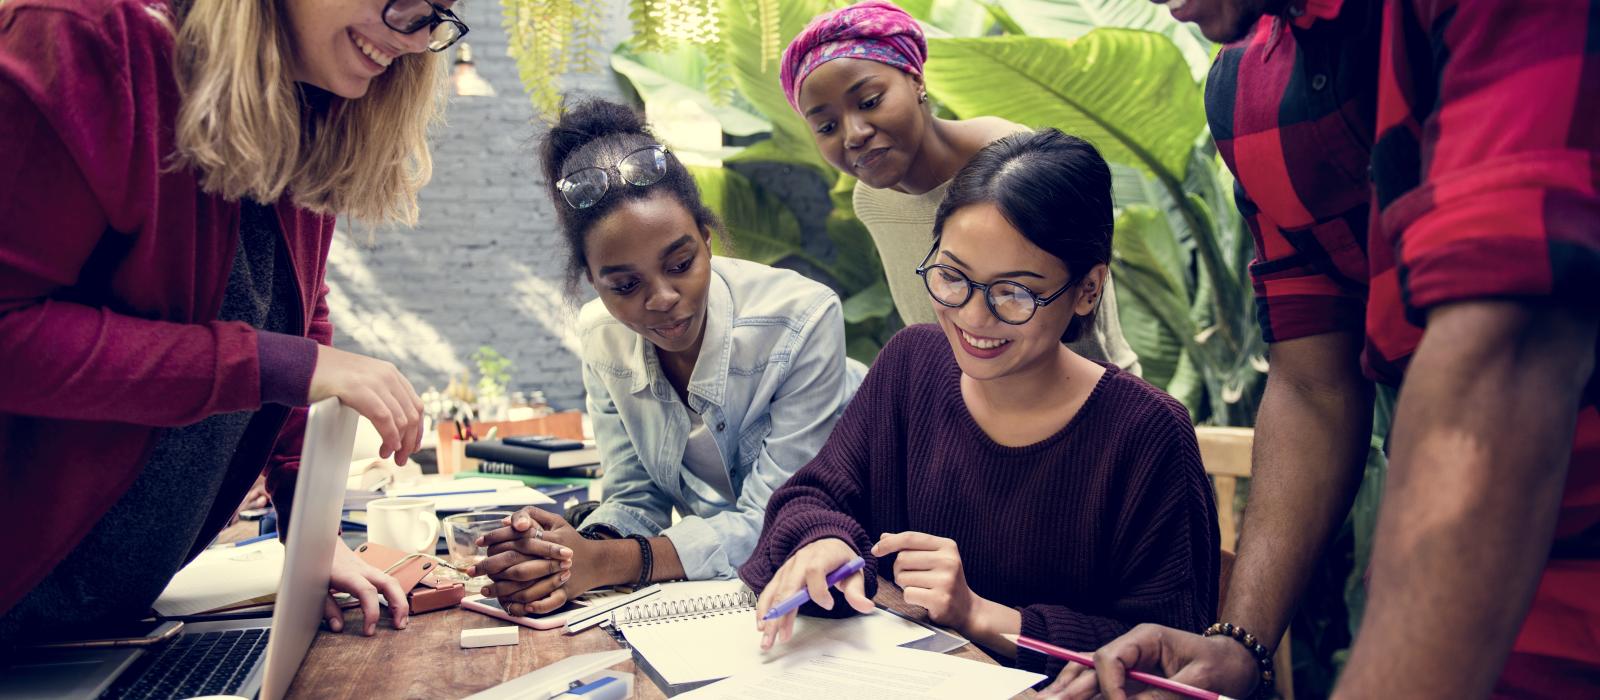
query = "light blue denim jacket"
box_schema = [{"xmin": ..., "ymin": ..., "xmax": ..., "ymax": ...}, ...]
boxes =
[{"xmin": 577, "ymin": 257, "xmax": 867, "ymax": 580}]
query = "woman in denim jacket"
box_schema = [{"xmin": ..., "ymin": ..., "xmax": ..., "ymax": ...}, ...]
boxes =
[{"xmin": 472, "ymin": 99, "xmax": 866, "ymax": 616}]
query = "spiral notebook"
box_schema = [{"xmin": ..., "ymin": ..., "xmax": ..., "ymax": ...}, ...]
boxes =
[{"xmin": 606, "ymin": 580, "xmax": 948, "ymax": 694}]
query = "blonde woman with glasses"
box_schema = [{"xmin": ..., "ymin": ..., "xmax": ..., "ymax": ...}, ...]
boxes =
[{"xmin": 0, "ymin": 0, "xmax": 461, "ymax": 645}]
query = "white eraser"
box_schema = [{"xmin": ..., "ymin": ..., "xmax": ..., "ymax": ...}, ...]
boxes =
[{"xmin": 460, "ymin": 625, "xmax": 520, "ymax": 648}]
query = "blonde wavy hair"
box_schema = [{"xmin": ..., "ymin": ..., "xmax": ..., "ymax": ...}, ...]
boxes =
[{"xmin": 165, "ymin": 0, "xmax": 445, "ymax": 225}]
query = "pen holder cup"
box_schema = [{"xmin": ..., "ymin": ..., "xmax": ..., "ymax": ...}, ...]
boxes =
[
  {"xmin": 435, "ymin": 411, "xmax": 587, "ymax": 475},
  {"xmin": 435, "ymin": 434, "xmax": 480, "ymax": 475}
]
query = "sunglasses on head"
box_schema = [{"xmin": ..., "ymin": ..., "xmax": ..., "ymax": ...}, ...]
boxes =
[{"xmin": 556, "ymin": 145, "xmax": 670, "ymax": 210}]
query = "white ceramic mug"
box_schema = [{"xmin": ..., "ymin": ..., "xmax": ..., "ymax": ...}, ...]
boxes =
[{"xmin": 366, "ymin": 497, "xmax": 440, "ymax": 554}]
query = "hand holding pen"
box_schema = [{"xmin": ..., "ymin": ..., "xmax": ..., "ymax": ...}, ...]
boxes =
[{"xmin": 755, "ymin": 539, "xmax": 873, "ymax": 650}]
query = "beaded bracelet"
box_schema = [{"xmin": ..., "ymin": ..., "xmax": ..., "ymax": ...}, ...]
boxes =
[
  {"xmin": 628, "ymin": 534, "xmax": 653, "ymax": 589},
  {"xmin": 1203, "ymin": 622, "xmax": 1274, "ymax": 699}
]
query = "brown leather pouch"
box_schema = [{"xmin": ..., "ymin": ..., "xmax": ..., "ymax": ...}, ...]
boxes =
[
  {"xmin": 409, "ymin": 572, "xmax": 467, "ymax": 613},
  {"xmin": 353, "ymin": 541, "xmax": 464, "ymax": 613}
]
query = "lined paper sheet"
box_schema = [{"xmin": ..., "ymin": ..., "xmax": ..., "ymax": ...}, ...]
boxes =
[
  {"xmin": 617, "ymin": 603, "xmax": 934, "ymax": 685},
  {"xmin": 677, "ymin": 643, "xmax": 1044, "ymax": 699}
]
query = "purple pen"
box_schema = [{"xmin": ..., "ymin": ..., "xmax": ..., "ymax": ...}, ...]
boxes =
[{"xmin": 760, "ymin": 555, "xmax": 866, "ymax": 621}]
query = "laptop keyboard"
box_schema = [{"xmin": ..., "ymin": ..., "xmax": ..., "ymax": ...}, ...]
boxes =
[{"xmin": 102, "ymin": 628, "xmax": 269, "ymax": 699}]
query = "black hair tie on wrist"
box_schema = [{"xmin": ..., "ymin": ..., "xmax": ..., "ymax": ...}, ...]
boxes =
[
  {"xmin": 628, "ymin": 534, "xmax": 653, "ymax": 589},
  {"xmin": 1203, "ymin": 622, "xmax": 1275, "ymax": 699}
]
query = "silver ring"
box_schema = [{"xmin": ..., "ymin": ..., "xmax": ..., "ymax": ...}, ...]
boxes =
[{"xmin": 533, "ymin": 529, "xmax": 544, "ymax": 541}]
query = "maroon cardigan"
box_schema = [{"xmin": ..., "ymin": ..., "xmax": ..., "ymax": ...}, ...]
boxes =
[{"xmin": 0, "ymin": 0, "xmax": 329, "ymax": 615}]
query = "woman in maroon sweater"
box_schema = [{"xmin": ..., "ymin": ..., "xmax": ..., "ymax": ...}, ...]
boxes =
[
  {"xmin": 0, "ymin": 0, "xmax": 462, "ymax": 642},
  {"xmin": 741, "ymin": 129, "xmax": 1219, "ymax": 677}
]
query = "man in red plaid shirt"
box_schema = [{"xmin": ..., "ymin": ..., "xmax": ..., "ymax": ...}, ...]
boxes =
[{"xmin": 1045, "ymin": 1, "xmax": 1599, "ymax": 698}]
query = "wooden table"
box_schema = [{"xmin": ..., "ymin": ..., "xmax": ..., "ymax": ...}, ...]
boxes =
[{"xmin": 284, "ymin": 579, "xmax": 1021, "ymax": 699}]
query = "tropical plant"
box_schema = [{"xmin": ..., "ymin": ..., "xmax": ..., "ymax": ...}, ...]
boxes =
[
  {"xmin": 502, "ymin": 0, "xmax": 1266, "ymax": 399},
  {"xmin": 606, "ymin": 0, "xmax": 913, "ymax": 362},
  {"xmin": 502, "ymin": 0, "xmax": 605, "ymax": 115}
]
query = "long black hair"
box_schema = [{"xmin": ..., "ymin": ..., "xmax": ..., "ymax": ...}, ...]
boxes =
[
  {"xmin": 931, "ymin": 128, "xmax": 1114, "ymax": 343},
  {"xmin": 538, "ymin": 99, "xmax": 722, "ymax": 292}
]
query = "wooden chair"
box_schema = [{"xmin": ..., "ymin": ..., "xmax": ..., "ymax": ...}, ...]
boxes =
[{"xmin": 1196, "ymin": 426, "xmax": 1295, "ymax": 700}]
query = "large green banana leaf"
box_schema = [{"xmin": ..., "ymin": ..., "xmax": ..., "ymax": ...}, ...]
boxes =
[
  {"xmin": 842, "ymin": 279, "xmax": 896, "ymax": 324},
  {"xmin": 1112, "ymin": 205, "xmax": 1193, "ymax": 388},
  {"xmin": 718, "ymin": 0, "xmax": 843, "ymax": 179},
  {"xmin": 995, "ymin": 0, "xmax": 1213, "ymax": 79},
  {"xmin": 898, "ymin": 0, "xmax": 998, "ymax": 37},
  {"xmin": 689, "ymin": 165, "xmax": 804, "ymax": 266},
  {"xmin": 611, "ymin": 46, "xmax": 771, "ymax": 138},
  {"xmin": 925, "ymin": 30, "xmax": 1205, "ymax": 187}
]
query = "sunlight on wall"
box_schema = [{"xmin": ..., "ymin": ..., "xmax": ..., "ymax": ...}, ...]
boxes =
[
  {"xmin": 508, "ymin": 262, "xmax": 584, "ymax": 358},
  {"xmin": 324, "ymin": 230, "xmax": 469, "ymax": 381}
]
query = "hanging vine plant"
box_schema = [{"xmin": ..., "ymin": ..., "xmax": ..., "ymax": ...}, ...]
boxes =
[
  {"xmin": 502, "ymin": 0, "xmax": 605, "ymax": 116},
  {"xmin": 504, "ymin": 0, "xmax": 736, "ymax": 117}
]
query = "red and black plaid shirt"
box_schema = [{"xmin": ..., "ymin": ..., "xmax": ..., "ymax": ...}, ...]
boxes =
[{"xmin": 1209, "ymin": 0, "xmax": 1600, "ymax": 683}]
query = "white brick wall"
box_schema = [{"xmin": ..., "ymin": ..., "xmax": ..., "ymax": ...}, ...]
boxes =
[{"xmin": 327, "ymin": 1, "xmax": 634, "ymax": 408}]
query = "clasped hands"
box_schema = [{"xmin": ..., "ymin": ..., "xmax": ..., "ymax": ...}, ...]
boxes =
[{"xmin": 466, "ymin": 506, "xmax": 583, "ymax": 616}]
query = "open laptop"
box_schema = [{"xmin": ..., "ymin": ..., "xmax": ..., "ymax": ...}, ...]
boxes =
[{"xmin": 0, "ymin": 398, "xmax": 360, "ymax": 700}]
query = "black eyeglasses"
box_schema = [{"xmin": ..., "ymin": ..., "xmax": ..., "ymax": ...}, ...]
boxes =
[
  {"xmin": 914, "ymin": 242, "xmax": 1075, "ymax": 325},
  {"xmin": 383, "ymin": 0, "xmax": 469, "ymax": 52},
  {"xmin": 556, "ymin": 145, "xmax": 670, "ymax": 210}
]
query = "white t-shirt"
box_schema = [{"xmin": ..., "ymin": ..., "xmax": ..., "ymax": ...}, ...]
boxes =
[{"xmin": 681, "ymin": 408, "xmax": 736, "ymax": 504}]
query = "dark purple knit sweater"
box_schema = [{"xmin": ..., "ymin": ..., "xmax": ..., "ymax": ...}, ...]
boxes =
[{"xmin": 738, "ymin": 325, "xmax": 1219, "ymax": 675}]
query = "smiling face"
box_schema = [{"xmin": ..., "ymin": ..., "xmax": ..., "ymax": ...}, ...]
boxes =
[
  {"xmin": 797, "ymin": 58, "xmax": 929, "ymax": 189},
  {"xmin": 584, "ymin": 192, "xmax": 714, "ymax": 358},
  {"xmin": 1151, "ymin": 0, "xmax": 1281, "ymax": 42},
  {"xmin": 282, "ymin": 0, "xmax": 449, "ymax": 98},
  {"xmin": 930, "ymin": 203, "xmax": 1105, "ymax": 382}
]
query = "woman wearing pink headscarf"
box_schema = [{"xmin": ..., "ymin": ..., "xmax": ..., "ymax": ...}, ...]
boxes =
[{"xmin": 779, "ymin": 0, "xmax": 1139, "ymax": 375}]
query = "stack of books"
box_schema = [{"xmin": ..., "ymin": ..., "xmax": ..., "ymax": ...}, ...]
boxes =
[{"xmin": 464, "ymin": 438, "xmax": 602, "ymax": 480}]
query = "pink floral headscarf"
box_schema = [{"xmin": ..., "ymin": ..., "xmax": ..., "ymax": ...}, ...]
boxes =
[{"xmin": 780, "ymin": 0, "xmax": 927, "ymax": 113}]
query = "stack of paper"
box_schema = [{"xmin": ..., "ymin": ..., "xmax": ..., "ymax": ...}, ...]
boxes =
[
  {"xmin": 387, "ymin": 478, "xmax": 554, "ymax": 512},
  {"xmin": 154, "ymin": 539, "xmax": 284, "ymax": 617},
  {"xmin": 678, "ymin": 643, "xmax": 1044, "ymax": 699}
]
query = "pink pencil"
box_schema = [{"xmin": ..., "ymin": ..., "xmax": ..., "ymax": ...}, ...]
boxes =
[{"xmin": 1003, "ymin": 634, "xmax": 1239, "ymax": 700}]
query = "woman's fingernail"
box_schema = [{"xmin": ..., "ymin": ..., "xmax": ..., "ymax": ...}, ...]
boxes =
[
  {"xmin": 560, "ymin": 547, "xmax": 573, "ymax": 557},
  {"xmin": 561, "ymin": 559, "xmax": 572, "ymax": 570},
  {"xmin": 475, "ymin": 536, "xmax": 485, "ymax": 546},
  {"xmin": 560, "ymin": 572, "xmax": 571, "ymax": 584}
]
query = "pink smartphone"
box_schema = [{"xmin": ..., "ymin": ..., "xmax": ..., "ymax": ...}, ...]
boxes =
[{"xmin": 461, "ymin": 594, "xmax": 585, "ymax": 630}]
